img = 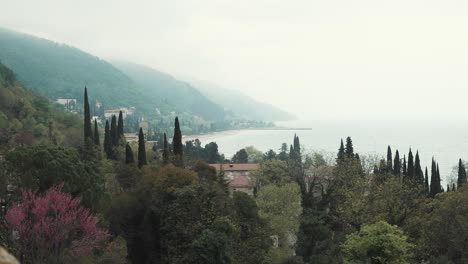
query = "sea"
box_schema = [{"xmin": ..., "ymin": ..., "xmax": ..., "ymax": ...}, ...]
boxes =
[{"xmin": 183, "ymin": 120, "xmax": 468, "ymax": 185}]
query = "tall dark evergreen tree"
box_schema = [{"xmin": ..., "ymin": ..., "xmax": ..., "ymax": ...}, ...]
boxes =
[
  {"xmin": 290, "ymin": 134, "xmax": 302, "ymax": 163},
  {"xmin": 93, "ymin": 119, "xmax": 100, "ymax": 147},
  {"xmin": 430, "ymin": 159, "xmax": 442, "ymax": 197},
  {"xmin": 163, "ymin": 133, "xmax": 170, "ymax": 165},
  {"xmin": 386, "ymin": 146, "xmax": 393, "ymax": 172},
  {"xmin": 403, "ymin": 155, "xmax": 407, "ymax": 176},
  {"xmin": 293, "ymin": 134, "xmax": 301, "ymax": 157},
  {"xmin": 125, "ymin": 143, "xmax": 135, "ymax": 164},
  {"xmin": 457, "ymin": 158, "xmax": 467, "ymax": 188},
  {"xmin": 337, "ymin": 139, "xmax": 345, "ymax": 163},
  {"xmin": 393, "ymin": 150, "xmax": 400, "ymax": 176},
  {"xmin": 83, "ymin": 87, "xmax": 93, "ymax": 145},
  {"xmin": 447, "ymin": 184, "xmax": 450, "ymax": 192},
  {"xmin": 110, "ymin": 115, "xmax": 118, "ymax": 147},
  {"xmin": 437, "ymin": 163, "xmax": 441, "ymax": 193},
  {"xmin": 414, "ymin": 151, "xmax": 424, "ymax": 184},
  {"xmin": 344, "ymin": 136, "xmax": 354, "ymax": 158},
  {"xmin": 424, "ymin": 167, "xmax": 429, "ymax": 196},
  {"xmin": 453, "ymin": 183, "xmax": 456, "ymax": 192},
  {"xmin": 430, "ymin": 159, "xmax": 437, "ymax": 197},
  {"xmin": 172, "ymin": 117, "xmax": 183, "ymax": 167},
  {"xmin": 104, "ymin": 120, "xmax": 111, "ymax": 159},
  {"xmin": 407, "ymin": 149, "xmax": 415, "ymax": 180},
  {"xmin": 138, "ymin": 127, "xmax": 147, "ymax": 168},
  {"xmin": 117, "ymin": 110, "xmax": 124, "ymax": 140}
]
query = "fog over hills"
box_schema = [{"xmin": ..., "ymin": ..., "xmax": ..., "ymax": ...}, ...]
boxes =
[
  {"xmin": 185, "ymin": 78, "xmax": 294, "ymax": 121},
  {"xmin": 0, "ymin": 27, "xmax": 291, "ymax": 122}
]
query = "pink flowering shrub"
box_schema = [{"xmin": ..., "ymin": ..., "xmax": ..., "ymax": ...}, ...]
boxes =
[{"xmin": 5, "ymin": 185, "xmax": 108, "ymax": 263}]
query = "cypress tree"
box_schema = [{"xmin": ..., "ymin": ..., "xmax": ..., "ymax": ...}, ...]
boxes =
[
  {"xmin": 407, "ymin": 149, "xmax": 415, "ymax": 180},
  {"xmin": 414, "ymin": 151, "xmax": 424, "ymax": 184},
  {"xmin": 393, "ymin": 150, "xmax": 401, "ymax": 176},
  {"xmin": 138, "ymin": 127, "xmax": 147, "ymax": 168},
  {"xmin": 344, "ymin": 137, "xmax": 354, "ymax": 159},
  {"xmin": 430, "ymin": 159, "xmax": 442, "ymax": 197},
  {"xmin": 293, "ymin": 134, "xmax": 301, "ymax": 158},
  {"xmin": 403, "ymin": 155, "xmax": 407, "ymax": 176},
  {"xmin": 125, "ymin": 143, "xmax": 134, "ymax": 164},
  {"xmin": 110, "ymin": 115, "xmax": 118, "ymax": 147},
  {"xmin": 430, "ymin": 158, "xmax": 437, "ymax": 197},
  {"xmin": 453, "ymin": 183, "xmax": 456, "ymax": 192},
  {"xmin": 424, "ymin": 167, "xmax": 429, "ymax": 196},
  {"xmin": 447, "ymin": 184, "xmax": 450, "ymax": 192},
  {"xmin": 436, "ymin": 163, "xmax": 442, "ymax": 194},
  {"xmin": 290, "ymin": 134, "xmax": 302, "ymax": 163},
  {"xmin": 457, "ymin": 158, "xmax": 466, "ymax": 188},
  {"xmin": 117, "ymin": 110, "xmax": 124, "ymax": 140},
  {"xmin": 93, "ymin": 119, "xmax": 100, "ymax": 147},
  {"xmin": 104, "ymin": 120, "xmax": 112, "ymax": 159},
  {"xmin": 163, "ymin": 133, "xmax": 170, "ymax": 165},
  {"xmin": 83, "ymin": 87, "xmax": 93, "ymax": 145},
  {"xmin": 337, "ymin": 139, "xmax": 345, "ymax": 163},
  {"xmin": 387, "ymin": 146, "xmax": 393, "ymax": 172},
  {"xmin": 172, "ymin": 117, "xmax": 183, "ymax": 167}
]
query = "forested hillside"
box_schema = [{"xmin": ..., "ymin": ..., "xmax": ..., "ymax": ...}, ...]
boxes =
[
  {"xmin": 111, "ymin": 61, "xmax": 225, "ymax": 121},
  {"xmin": 0, "ymin": 28, "xmax": 225, "ymax": 121},
  {"xmin": 0, "ymin": 63, "xmax": 82, "ymax": 151}
]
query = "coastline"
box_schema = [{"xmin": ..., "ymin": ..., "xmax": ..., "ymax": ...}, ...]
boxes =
[{"xmin": 182, "ymin": 126, "xmax": 312, "ymax": 142}]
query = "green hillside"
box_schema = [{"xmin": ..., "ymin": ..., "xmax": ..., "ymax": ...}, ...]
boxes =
[
  {"xmin": 111, "ymin": 61, "xmax": 225, "ymax": 121},
  {"xmin": 0, "ymin": 62, "xmax": 82, "ymax": 151},
  {"xmin": 0, "ymin": 28, "xmax": 225, "ymax": 121}
]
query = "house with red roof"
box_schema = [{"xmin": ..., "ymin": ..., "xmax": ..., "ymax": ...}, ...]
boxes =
[{"xmin": 209, "ymin": 163, "xmax": 259, "ymax": 195}]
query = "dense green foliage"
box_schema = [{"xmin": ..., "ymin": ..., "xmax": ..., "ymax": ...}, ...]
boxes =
[
  {"xmin": 0, "ymin": 63, "xmax": 81, "ymax": 151},
  {"xmin": 342, "ymin": 221, "xmax": 413, "ymax": 264},
  {"xmin": 232, "ymin": 149, "xmax": 249, "ymax": 163},
  {"xmin": 1, "ymin": 144, "xmax": 104, "ymax": 210}
]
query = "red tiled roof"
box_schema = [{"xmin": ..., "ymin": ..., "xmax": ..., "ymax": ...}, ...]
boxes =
[
  {"xmin": 229, "ymin": 176, "xmax": 252, "ymax": 187},
  {"xmin": 209, "ymin": 163, "xmax": 259, "ymax": 172}
]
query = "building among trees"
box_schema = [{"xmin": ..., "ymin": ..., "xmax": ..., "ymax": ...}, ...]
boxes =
[{"xmin": 209, "ymin": 163, "xmax": 259, "ymax": 195}]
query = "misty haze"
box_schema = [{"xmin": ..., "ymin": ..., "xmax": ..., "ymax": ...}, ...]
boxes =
[{"xmin": 0, "ymin": 1, "xmax": 467, "ymax": 264}]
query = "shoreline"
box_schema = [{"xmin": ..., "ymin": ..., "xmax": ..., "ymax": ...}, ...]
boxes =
[{"xmin": 182, "ymin": 126, "xmax": 312, "ymax": 142}]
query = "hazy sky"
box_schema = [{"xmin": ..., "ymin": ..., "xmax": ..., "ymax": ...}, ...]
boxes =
[{"xmin": 2, "ymin": 0, "xmax": 468, "ymax": 120}]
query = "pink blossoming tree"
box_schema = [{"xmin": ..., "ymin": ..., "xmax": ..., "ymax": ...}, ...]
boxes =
[{"xmin": 5, "ymin": 185, "xmax": 108, "ymax": 264}]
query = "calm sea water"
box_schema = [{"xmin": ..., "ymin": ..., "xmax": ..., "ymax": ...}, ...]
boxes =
[{"xmin": 184, "ymin": 120, "xmax": 468, "ymax": 184}]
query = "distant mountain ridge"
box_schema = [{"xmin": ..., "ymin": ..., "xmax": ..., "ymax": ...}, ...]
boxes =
[
  {"xmin": 0, "ymin": 27, "xmax": 292, "ymax": 123},
  {"xmin": 110, "ymin": 61, "xmax": 225, "ymax": 121},
  {"xmin": 0, "ymin": 28, "xmax": 224, "ymax": 121},
  {"xmin": 186, "ymin": 78, "xmax": 294, "ymax": 121}
]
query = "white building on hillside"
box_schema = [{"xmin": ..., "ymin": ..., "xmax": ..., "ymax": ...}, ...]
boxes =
[{"xmin": 104, "ymin": 107, "xmax": 135, "ymax": 119}]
